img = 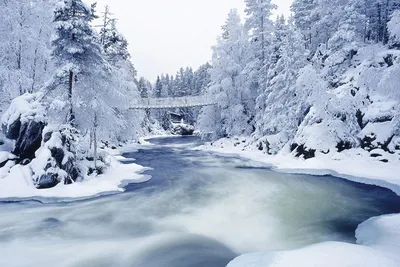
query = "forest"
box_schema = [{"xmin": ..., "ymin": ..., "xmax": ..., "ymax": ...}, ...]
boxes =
[
  {"xmin": 1, "ymin": 1, "xmax": 400, "ymax": 267},
  {"xmin": 0, "ymin": 0, "xmax": 399, "ymax": 190}
]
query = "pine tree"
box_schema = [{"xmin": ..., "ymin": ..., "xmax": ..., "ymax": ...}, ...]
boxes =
[
  {"xmin": 199, "ymin": 9, "xmax": 253, "ymax": 138},
  {"xmin": 328, "ymin": 0, "xmax": 366, "ymax": 53},
  {"xmin": 244, "ymin": 0, "xmax": 277, "ymax": 133},
  {"xmin": 388, "ymin": 10, "xmax": 400, "ymax": 48},
  {"xmin": 0, "ymin": 0, "xmax": 54, "ymax": 103},
  {"xmin": 256, "ymin": 24, "xmax": 309, "ymax": 153},
  {"xmin": 137, "ymin": 77, "xmax": 150, "ymax": 98},
  {"xmin": 291, "ymin": 0, "xmax": 317, "ymax": 49},
  {"xmin": 154, "ymin": 76, "xmax": 163, "ymax": 98},
  {"xmin": 100, "ymin": 6, "xmax": 131, "ymax": 63},
  {"xmin": 245, "ymin": 0, "xmax": 276, "ymax": 69},
  {"xmin": 51, "ymin": 0, "xmax": 102, "ymax": 125}
]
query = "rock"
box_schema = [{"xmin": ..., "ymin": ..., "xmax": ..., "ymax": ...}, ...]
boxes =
[
  {"xmin": 0, "ymin": 159, "xmax": 8, "ymax": 168},
  {"xmin": 172, "ymin": 124, "xmax": 195, "ymax": 136},
  {"xmin": 62, "ymin": 157, "xmax": 80, "ymax": 184},
  {"xmin": 34, "ymin": 129, "xmax": 81, "ymax": 189},
  {"xmin": 291, "ymin": 143, "xmax": 316, "ymax": 159},
  {"xmin": 336, "ymin": 141, "xmax": 353, "ymax": 153},
  {"xmin": 50, "ymin": 147, "xmax": 65, "ymax": 166},
  {"xmin": 258, "ymin": 142, "xmax": 264, "ymax": 151},
  {"xmin": 13, "ymin": 120, "xmax": 45, "ymax": 161},
  {"xmin": 4, "ymin": 118, "xmax": 21, "ymax": 140},
  {"xmin": 37, "ymin": 172, "xmax": 60, "ymax": 189}
]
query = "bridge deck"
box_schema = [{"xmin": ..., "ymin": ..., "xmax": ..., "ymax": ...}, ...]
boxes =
[{"xmin": 130, "ymin": 95, "xmax": 216, "ymax": 109}]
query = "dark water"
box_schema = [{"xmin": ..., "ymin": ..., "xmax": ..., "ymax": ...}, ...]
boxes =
[{"xmin": 0, "ymin": 136, "xmax": 399, "ymax": 267}]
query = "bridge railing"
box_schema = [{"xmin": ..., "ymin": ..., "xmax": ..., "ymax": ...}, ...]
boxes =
[{"xmin": 131, "ymin": 95, "xmax": 216, "ymax": 109}]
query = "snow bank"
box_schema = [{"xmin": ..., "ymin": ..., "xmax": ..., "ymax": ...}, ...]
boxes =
[
  {"xmin": 1, "ymin": 92, "xmax": 46, "ymax": 127},
  {"xmin": 0, "ymin": 147, "xmax": 150, "ymax": 201},
  {"xmin": 198, "ymin": 137, "xmax": 400, "ymax": 194},
  {"xmin": 228, "ymin": 214, "xmax": 400, "ymax": 267}
]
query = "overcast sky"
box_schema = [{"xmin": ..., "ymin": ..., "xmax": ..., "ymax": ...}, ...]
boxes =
[{"xmin": 86, "ymin": 0, "xmax": 293, "ymax": 80}]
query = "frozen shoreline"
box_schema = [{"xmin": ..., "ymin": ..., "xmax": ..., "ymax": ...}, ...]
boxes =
[
  {"xmin": 196, "ymin": 137, "xmax": 400, "ymax": 267},
  {"xmin": 0, "ymin": 143, "xmax": 151, "ymax": 201},
  {"xmin": 196, "ymin": 137, "xmax": 400, "ymax": 195}
]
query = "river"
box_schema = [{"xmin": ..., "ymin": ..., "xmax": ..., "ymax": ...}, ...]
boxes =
[{"xmin": 0, "ymin": 136, "xmax": 399, "ymax": 267}]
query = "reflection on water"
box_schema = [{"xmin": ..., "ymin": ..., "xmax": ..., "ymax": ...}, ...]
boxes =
[{"xmin": 0, "ymin": 136, "xmax": 399, "ymax": 267}]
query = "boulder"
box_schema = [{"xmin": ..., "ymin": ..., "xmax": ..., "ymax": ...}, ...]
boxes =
[
  {"xmin": 37, "ymin": 171, "xmax": 60, "ymax": 189},
  {"xmin": 172, "ymin": 124, "xmax": 195, "ymax": 136},
  {"xmin": 34, "ymin": 128, "xmax": 81, "ymax": 189},
  {"xmin": 4, "ymin": 119, "xmax": 21, "ymax": 140},
  {"xmin": 13, "ymin": 120, "xmax": 45, "ymax": 161},
  {"xmin": 291, "ymin": 143, "xmax": 316, "ymax": 159}
]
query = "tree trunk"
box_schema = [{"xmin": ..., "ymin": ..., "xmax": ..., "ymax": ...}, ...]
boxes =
[
  {"xmin": 93, "ymin": 113, "xmax": 99, "ymax": 171},
  {"xmin": 68, "ymin": 70, "xmax": 75, "ymax": 125},
  {"xmin": 260, "ymin": 1, "xmax": 265, "ymax": 65},
  {"xmin": 93, "ymin": 128, "xmax": 97, "ymax": 170}
]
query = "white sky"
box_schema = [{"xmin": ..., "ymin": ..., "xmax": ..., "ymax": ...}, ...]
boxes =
[{"xmin": 86, "ymin": 0, "xmax": 293, "ymax": 80}]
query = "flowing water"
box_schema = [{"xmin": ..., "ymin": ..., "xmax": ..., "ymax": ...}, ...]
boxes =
[{"xmin": 1, "ymin": 136, "xmax": 400, "ymax": 267}]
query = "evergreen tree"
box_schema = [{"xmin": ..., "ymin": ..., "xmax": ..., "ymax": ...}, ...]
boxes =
[
  {"xmin": 193, "ymin": 62, "xmax": 212, "ymax": 95},
  {"xmin": 51, "ymin": 0, "xmax": 102, "ymax": 125},
  {"xmin": 244, "ymin": 0, "xmax": 277, "ymax": 132},
  {"xmin": 255, "ymin": 24, "xmax": 309, "ymax": 153},
  {"xmin": 388, "ymin": 9, "xmax": 400, "ymax": 47},
  {"xmin": 291, "ymin": 0, "xmax": 317, "ymax": 49},
  {"xmin": 328, "ymin": 0, "xmax": 366, "ymax": 53},
  {"xmin": 0, "ymin": 0, "xmax": 54, "ymax": 104},
  {"xmin": 137, "ymin": 77, "xmax": 150, "ymax": 98},
  {"xmin": 199, "ymin": 9, "xmax": 253, "ymax": 138},
  {"xmin": 100, "ymin": 6, "xmax": 131, "ymax": 63},
  {"xmin": 154, "ymin": 76, "xmax": 163, "ymax": 98}
]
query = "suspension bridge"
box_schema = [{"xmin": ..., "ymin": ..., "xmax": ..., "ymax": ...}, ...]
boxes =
[{"xmin": 130, "ymin": 95, "xmax": 217, "ymax": 109}]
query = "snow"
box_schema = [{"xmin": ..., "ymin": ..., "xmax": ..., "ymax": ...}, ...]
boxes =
[
  {"xmin": 0, "ymin": 151, "xmax": 10, "ymax": 163},
  {"xmin": 228, "ymin": 213, "xmax": 400, "ymax": 267},
  {"xmin": 198, "ymin": 138, "xmax": 400, "ymax": 267},
  {"xmin": 198, "ymin": 138, "xmax": 400, "ymax": 194},
  {"xmin": 363, "ymin": 100, "xmax": 397, "ymax": 122},
  {"xmin": 359, "ymin": 121, "xmax": 395, "ymax": 146},
  {"xmin": 1, "ymin": 92, "xmax": 46, "ymax": 126},
  {"xmin": 0, "ymin": 146, "xmax": 150, "ymax": 201},
  {"xmin": 388, "ymin": 10, "xmax": 400, "ymax": 45}
]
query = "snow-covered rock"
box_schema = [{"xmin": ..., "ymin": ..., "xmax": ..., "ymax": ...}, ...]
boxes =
[
  {"xmin": 31, "ymin": 126, "xmax": 81, "ymax": 189},
  {"xmin": 1, "ymin": 93, "xmax": 47, "ymax": 161},
  {"xmin": 171, "ymin": 123, "xmax": 195, "ymax": 136}
]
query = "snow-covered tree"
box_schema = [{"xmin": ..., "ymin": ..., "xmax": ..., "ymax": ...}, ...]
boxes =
[
  {"xmin": 244, "ymin": 0, "xmax": 276, "ymax": 69},
  {"xmin": 291, "ymin": 0, "xmax": 317, "ymax": 49},
  {"xmin": 328, "ymin": 0, "xmax": 366, "ymax": 52},
  {"xmin": 50, "ymin": 0, "xmax": 102, "ymax": 125},
  {"xmin": 255, "ymin": 23, "xmax": 309, "ymax": 153},
  {"xmin": 388, "ymin": 10, "xmax": 400, "ymax": 48},
  {"xmin": 99, "ymin": 6, "xmax": 131, "ymax": 64},
  {"xmin": 0, "ymin": 0, "xmax": 54, "ymax": 108},
  {"xmin": 50, "ymin": 0, "xmax": 137, "ymax": 162},
  {"xmin": 193, "ymin": 62, "xmax": 212, "ymax": 95},
  {"xmin": 244, "ymin": 0, "xmax": 277, "ymax": 133},
  {"xmin": 199, "ymin": 9, "xmax": 253, "ymax": 138}
]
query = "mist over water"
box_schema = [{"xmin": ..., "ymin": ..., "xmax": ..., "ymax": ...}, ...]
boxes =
[{"xmin": 1, "ymin": 136, "xmax": 399, "ymax": 267}]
